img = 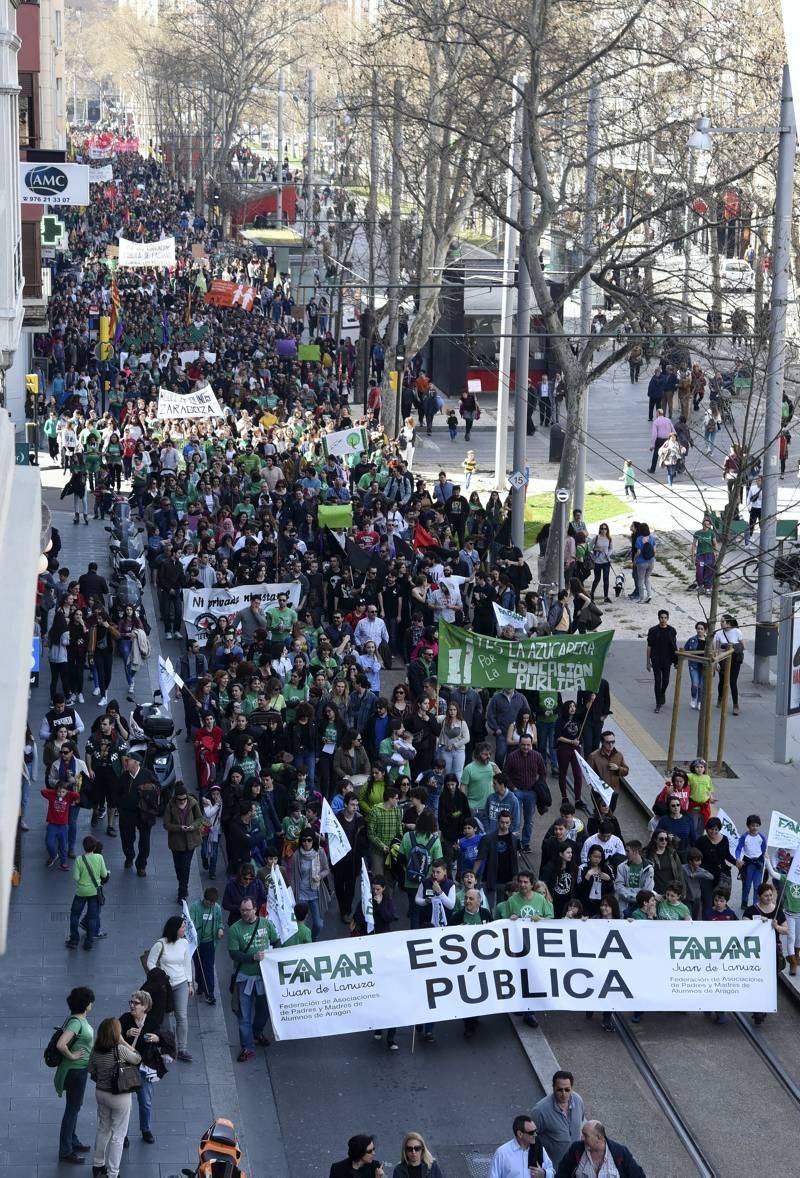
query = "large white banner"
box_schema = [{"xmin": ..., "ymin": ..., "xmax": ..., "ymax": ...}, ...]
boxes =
[
  {"xmin": 20, "ymin": 162, "xmax": 90, "ymax": 206},
  {"xmin": 89, "ymin": 164, "xmax": 114, "ymax": 183},
  {"xmin": 89, "ymin": 145, "xmax": 114, "ymax": 160},
  {"xmin": 182, "ymin": 582, "xmax": 302, "ymax": 641},
  {"xmin": 767, "ymin": 808, "xmax": 800, "ymax": 850},
  {"xmin": 118, "ymin": 235, "xmax": 176, "ymax": 268},
  {"xmin": 156, "ymin": 386, "xmax": 223, "ymax": 420},
  {"xmin": 261, "ymin": 919, "xmax": 777, "ymax": 1040}
]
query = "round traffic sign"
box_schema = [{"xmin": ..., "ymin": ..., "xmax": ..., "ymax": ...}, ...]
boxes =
[{"xmin": 555, "ymin": 487, "xmax": 570, "ymax": 503}]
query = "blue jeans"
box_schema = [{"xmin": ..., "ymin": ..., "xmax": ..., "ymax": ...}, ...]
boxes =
[
  {"xmin": 69, "ymin": 894, "xmax": 99, "ymax": 947},
  {"xmin": 46, "ymin": 822, "xmax": 69, "ymax": 864},
  {"xmin": 201, "ymin": 837, "xmax": 219, "ymax": 876},
  {"xmin": 494, "ymin": 734, "xmax": 508, "ymax": 766},
  {"xmin": 688, "ymin": 663, "xmax": 704, "ymax": 704},
  {"xmin": 136, "ymin": 1077, "xmax": 153, "ymax": 1133},
  {"xmin": 59, "ymin": 1066, "xmax": 88, "ymax": 1158},
  {"xmin": 195, "ymin": 940, "xmax": 216, "ymax": 999},
  {"xmin": 666, "ymin": 464, "xmax": 677, "ymax": 486},
  {"xmin": 293, "ymin": 747, "xmax": 316, "ymax": 787},
  {"xmin": 236, "ymin": 980, "xmax": 268, "ymax": 1049},
  {"xmin": 305, "ymin": 896, "xmax": 323, "ymax": 940},
  {"xmin": 516, "ymin": 789, "xmax": 536, "ymax": 848},
  {"xmin": 538, "ymin": 723, "xmax": 557, "ymax": 771},
  {"xmin": 741, "ymin": 863, "xmax": 762, "ymax": 909},
  {"xmin": 117, "ymin": 638, "xmax": 135, "ymax": 687}
]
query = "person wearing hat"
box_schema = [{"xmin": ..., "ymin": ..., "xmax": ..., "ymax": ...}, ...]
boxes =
[
  {"xmin": 163, "ymin": 782, "xmax": 204, "ymax": 903},
  {"xmin": 114, "ymin": 752, "xmax": 160, "ymax": 877}
]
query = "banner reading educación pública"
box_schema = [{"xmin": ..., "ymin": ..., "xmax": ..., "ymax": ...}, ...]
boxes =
[
  {"xmin": 261, "ymin": 919, "xmax": 776, "ymax": 1040},
  {"xmin": 437, "ymin": 621, "xmax": 614, "ymax": 692}
]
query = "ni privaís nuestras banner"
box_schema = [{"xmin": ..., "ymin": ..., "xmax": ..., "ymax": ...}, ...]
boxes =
[
  {"xmin": 260, "ymin": 919, "xmax": 776, "ymax": 1040},
  {"xmin": 437, "ymin": 622, "xmax": 613, "ymax": 692}
]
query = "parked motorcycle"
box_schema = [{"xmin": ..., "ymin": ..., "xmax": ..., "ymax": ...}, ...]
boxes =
[{"xmin": 128, "ymin": 690, "xmax": 181, "ymax": 813}]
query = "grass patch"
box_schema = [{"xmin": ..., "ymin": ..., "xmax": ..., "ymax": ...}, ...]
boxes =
[
  {"xmin": 459, "ymin": 229, "xmax": 501, "ymax": 253},
  {"xmin": 523, "ymin": 487, "xmax": 630, "ymax": 549}
]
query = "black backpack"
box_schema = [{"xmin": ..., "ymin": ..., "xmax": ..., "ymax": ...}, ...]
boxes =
[
  {"xmin": 405, "ymin": 834, "xmax": 432, "ymax": 886},
  {"xmin": 640, "ymin": 540, "xmax": 655, "ymax": 561},
  {"xmin": 44, "ymin": 1020, "xmax": 70, "ymax": 1067}
]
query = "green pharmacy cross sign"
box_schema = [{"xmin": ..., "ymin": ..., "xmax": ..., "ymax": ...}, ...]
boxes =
[{"xmin": 41, "ymin": 215, "xmax": 67, "ymax": 248}]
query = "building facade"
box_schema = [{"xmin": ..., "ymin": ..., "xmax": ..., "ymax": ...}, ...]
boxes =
[{"xmin": 0, "ymin": 0, "xmax": 24, "ymax": 410}]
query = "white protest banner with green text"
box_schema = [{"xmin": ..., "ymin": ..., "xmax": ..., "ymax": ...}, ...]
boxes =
[{"xmin": 261, "ymin": 919, "xmax": 775, "ymax": 1040}]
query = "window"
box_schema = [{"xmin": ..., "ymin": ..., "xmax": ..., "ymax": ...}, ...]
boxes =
[
  {"xmin": 56, "ymin": 77, "xmax": 64, "ymax": 117},
  {"xmin": 55, "ymin": 9, "xmax": 62, "ymax": 48}
]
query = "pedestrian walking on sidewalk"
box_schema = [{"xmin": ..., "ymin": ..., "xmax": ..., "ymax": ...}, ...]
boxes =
[
  {"xmin": 145, "ymin": 915, "xmax": 194, "ymax": 1061},
  {"xmin": 163, "ymin": 781, "xmax": 203, "ymax": 903},
  {"xmin": 65, "ymin": 835, "xmax": 109, "ymax": 951},
  {"xmin": 622, "ymin": 459, "xmax": 637, "ymax": 500},
  {"xmin": 54, "ymin": 986, "xmax": 95, "ymax": 1166},
  {"xmin": 646, "ymin": 610, "xmax": 677, "ymax": 713},
  {"xmin": 190, "ymin": 887, "xmax": 224, "ymax": 1005},
  {"xmin": 459, "ymin": 389, "xmax": 478, "ymax": 440}
]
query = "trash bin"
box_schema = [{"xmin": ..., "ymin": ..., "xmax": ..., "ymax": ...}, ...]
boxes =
[
  {"xmin": 25, "ymin": 421, "xmax": 38, "ymax": 466},
  {"xmin": 754, "ymin": 621, "xmax": 778, "ymax": 658},
  {"xmin": 549, "ymin": 424, "xmax": 565, "ymax": 464}
]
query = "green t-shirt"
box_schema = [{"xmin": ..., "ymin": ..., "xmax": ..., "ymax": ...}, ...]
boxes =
[
  {"xmin": 460, "ymin": 760, "xmax": 498, "ymax": 810},
  {"xmin": 781, "ymin": 877, "xmax": 800, "ymax": 915},
  {"xmin": 499, "ymin": 890, "xmax": 554, "ymax": 920},
  {"xmin": 693, "ymin": 528, "xmax": 715, "ymax": 556},
  {"xmin": 535, "ymin": 691, "xmax": 560, "ymax": 723},
  {"xmin": 72, "ymin": 852, "xmax": 108, "ymax": 898},
  {"xmin": 227, "ymin": 917, "xmax": 279, "ymax": 976},
  {"xmin": 657, "ymin": 899, "xmax": 690, "ymax": 921},
  {"xmin": 54, "ymin": 1015, "xmax": 94, "ymax": 1096},
  {"xmin": 281, "ymin": 923, "xmax": 313, "ymax": 947},
  {"xmin": 269, "ymin": 606, "xmax": 297, "ymax": 638}
]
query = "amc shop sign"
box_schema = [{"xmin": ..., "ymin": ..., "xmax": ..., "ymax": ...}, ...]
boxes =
[{"xmin": 20, "ymin": 163, "xmax": 90, "ymax": 206}]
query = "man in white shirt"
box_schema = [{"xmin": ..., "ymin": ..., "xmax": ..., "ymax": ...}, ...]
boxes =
[
  {"xmin": 489, "ymin": 1114, "xmax": 554, "ymax": 1178},
  {"xmin": 352, "ymin": 606, "xmax": 390, "ymax": 651}
]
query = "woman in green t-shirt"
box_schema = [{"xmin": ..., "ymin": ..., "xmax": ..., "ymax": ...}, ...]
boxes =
[{"xmin": 54, "ymin": 986, "xmax": 95, "ymax": 1164}]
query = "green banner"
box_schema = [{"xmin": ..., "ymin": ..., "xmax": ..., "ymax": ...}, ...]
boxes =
[
  {"xmin": 318, "ymin": 504, "xmax": 353, "ymax": 530},
  {"xmin": 299, "ymin": 343, "xmax": 321, "ymax": 361},
  {"xmin": 437, "ymin": 622, "xmax": 614, "ymax": 692}
]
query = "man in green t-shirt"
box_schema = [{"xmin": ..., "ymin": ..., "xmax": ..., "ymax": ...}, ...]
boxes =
[
  {"xmin": 534, "ymin": 690, "xmax": 561, "ymax": 774},
  {"xmin": 460, "ymin": 743, "xmax": 500, "ymax": 810},
  {"xmin": 268, "ymin": 592, "xmax": 297, "ymax": 644},
  {"xmin": 227, "ymin": 898, "xmax": 279, "ymax": 1060},
  {"xmin": 691, "ymin": 516, "xmax": 716, "ymax": 595},
  {"xmin": 495, "ymin": 870, "xmax": 554, "ymax": 920},
  {"xmin": 54, "ymin": 985, "xmax": 95, "ymax": 1163}
]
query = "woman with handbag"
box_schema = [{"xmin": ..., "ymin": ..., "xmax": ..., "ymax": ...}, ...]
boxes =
[
  {"xmin": 87, "ymin": 1017, "xmax": 141, "ymax": 1178},
  {"xmin": 119, "ymin": 990, "xmax": 172, "ymax": 1146},
  {"xmin": 712, "ymin": 613, "xmax": 745, "ymax": 715},
  {"xmin": 145, "ymin": 915, "xmax": 194, "ymax": 1062}
]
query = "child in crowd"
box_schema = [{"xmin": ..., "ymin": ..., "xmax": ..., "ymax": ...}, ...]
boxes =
[
  {"xmin": 462, "ymin": 449, "xmax": 477, "ymax": 489},
  {"xmin": 623, "ymin": 459, "xmax": 637, "ymax": 500},
  {"xmin": 447, "ymin": 407, "xmax": 459, "ymax": 440},
  {"xmin": 456, "ymin": 818, "xmax": 483, "ymax": 878}
]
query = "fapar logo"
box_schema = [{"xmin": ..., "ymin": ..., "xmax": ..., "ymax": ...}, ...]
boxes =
[
  {"xmin": 670, "ymin": 935, "xmax": 761, "ymax": 961},
  {"xmin": 278, "ymin": 950, "xmax": 373, "ymax": 985},
  {"xmin": 24, "ymin": 166, "xmax": 69, "ymax": 198}
]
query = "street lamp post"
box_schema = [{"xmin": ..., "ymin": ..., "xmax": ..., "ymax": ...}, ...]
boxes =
[
  {"xmin": 689, "ymin": 68, "xmax": 797, "ymax": 684},
  {"xmin": 494, "ymin": 74, "xmax": 524, "ymax": 492},
  {"xmin": 573, "ymin": 74, "xmax": 601, "ymax": 515}
]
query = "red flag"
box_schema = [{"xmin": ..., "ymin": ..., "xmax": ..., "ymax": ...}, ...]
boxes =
[{"xmin": 413, "ymin": 524, "xmax": 437, "ymax": 549}]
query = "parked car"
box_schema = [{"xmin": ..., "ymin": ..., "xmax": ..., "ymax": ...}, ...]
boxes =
[{"xmin": 721, "ymin": 258, "xmax": 754, "ymax": 291}]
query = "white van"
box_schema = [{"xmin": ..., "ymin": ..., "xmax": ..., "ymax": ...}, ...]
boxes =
[{"xmin": 721, "ymin": 259, "xmax": 754, "ymax": 291}]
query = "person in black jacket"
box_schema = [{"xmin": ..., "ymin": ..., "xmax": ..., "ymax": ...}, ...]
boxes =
[
  {"xmin": 329, "ymin": 1132, "xmax": 383, "ymax": 1178},
  {"xmin": 225, "ymin": 802, "xmax": 267, "ymax": 878},
  {"xmin": 114, "ymin": 751, "xmax": 160, "ymax": 876},
  {"xmin": 119, "ymin": 989, "xmax": 174, "ymax": 1145},
  {"xmin": 475, "ymin": 812, "xmax": 520, "ymax": 912},
  {"xmin": 556, "ymin": 1121, "xmax": 645, "ymax": 1178},
  {"xmin": 646, "ymin": 609, "xmax": 677, "ymax": 713}
]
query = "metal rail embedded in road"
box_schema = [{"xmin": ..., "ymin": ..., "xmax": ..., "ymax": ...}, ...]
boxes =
[
  {"xmin": 611, "ymin": 1014, "xmax": 719, "ymax": 1177},
  {"xmin": 732, "ymin": 1011, "xmax": 800, "ymax": 1107}
]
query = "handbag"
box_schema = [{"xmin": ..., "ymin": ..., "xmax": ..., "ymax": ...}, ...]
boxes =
[
  {"xmin": 722, "ymin": 629, "xmax": 745, "ymax": 664},
  {"xmin": 110, "ymin": 1045, "xmax": 142, "ymax": 1094},
  {"xmin": 229, "ymin": 921, "xmax": 260, "ymax": 1015},
  {"xmin": 140, "ymin": 939, "xmax": 165, "ymax": 976},
  {"xmin": 81, "ymin": 854, "xmax": 106, "ymax": 906}
]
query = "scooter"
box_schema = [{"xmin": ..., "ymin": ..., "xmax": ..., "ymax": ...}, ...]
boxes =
[
  {"xmin": 181, "ymin": 1118, "xmax": 246, "ymax": 1178},
  {"xmin": 128, "ymin": 690, "xmax": 181, "ymax": 813},
  {"xmin": 108, "ymin": 572, "xmax": 145, "ymax": 611}
]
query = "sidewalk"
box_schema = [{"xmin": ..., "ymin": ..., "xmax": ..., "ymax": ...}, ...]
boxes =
[{"xmin": 0, "ymin": 495, "xmax": 269, "ymax": 1178}]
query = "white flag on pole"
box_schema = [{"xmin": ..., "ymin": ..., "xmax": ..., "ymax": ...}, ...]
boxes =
[
  {"xmin": 492, "ymin": 602, "xmax": 527, "ymax": 633},
  {"xmin": 320, "ymin": 798, "xmax": 351, "ymax": 866},
  {"xmin": 181, "ymin": 900, "xmax": 198, "ymax": 956},
  {"xmin": 767, "ymin": 809, "xmax": 800, "ymax": 850},
  {"xmin": 716, "ymin": 808, "xmax": 741, "ymax": 848},
  {"xmin": 361, "ymin": 859, "xmax": 374, "ymax": 933},
  {"xmin": 268, "ymin": 864, "xmax": 298, "ymax": 944},
  {"xmin": 574, "ymin": 751, "xmax": 614, "ymax": 806},
  {"xmin": 158, "ymin": 656, "xmax": 183, "ymax": 707}
]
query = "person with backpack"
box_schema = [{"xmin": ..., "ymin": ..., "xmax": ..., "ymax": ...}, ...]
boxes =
[
  {"xmin": 629, "ymin": 524, "xmax": 657, "ymax": 603},
  {"xmin": 51, "ymin": 986, "xmax": 95, "ymax": 1166},
  {"xmin": 399, "ymin": 809, "xmax": 442, "ymax": 928},
  {"xmin": 547, "ymin": 590, "xmax": 571, "ymax": 634}
]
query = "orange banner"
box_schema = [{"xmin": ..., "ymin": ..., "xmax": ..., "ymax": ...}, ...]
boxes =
[{"xmin": 202, "ymin": 281, "xmax": 257, "ymax": 311}]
